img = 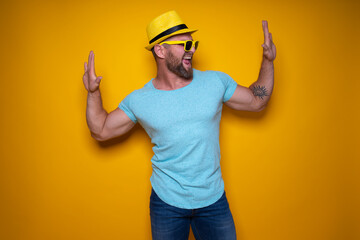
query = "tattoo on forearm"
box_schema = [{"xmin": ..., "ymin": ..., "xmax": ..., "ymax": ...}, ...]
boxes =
[{"xmin": 251, "ymin": 85, "xmax": 268, "ymax": 100}]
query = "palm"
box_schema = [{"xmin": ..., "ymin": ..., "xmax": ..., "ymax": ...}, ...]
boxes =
[
  {"xmin": 83, "ymin": 51, "xmax": 102, "ymax": 92},
  {"xmin": 262, "ymin": 20, "xmax": 276, "ymax": 61}
]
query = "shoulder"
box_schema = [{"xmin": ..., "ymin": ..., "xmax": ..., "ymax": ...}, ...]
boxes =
[
  {"xmin": 193, "ymin": 69, "xmax": 234, "ymax": 86},
  {"xmin": 123, "ymin": 80, "xmax": 155, "ymax": 99},
  {"xmin": 194, "ymin": 69, "xmax": 231, "ymax": 79}
]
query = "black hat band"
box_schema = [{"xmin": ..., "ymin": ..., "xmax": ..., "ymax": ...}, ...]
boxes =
[{"xmin": 149, "ymin": 24, "xmax": 188, "ymax": 44}]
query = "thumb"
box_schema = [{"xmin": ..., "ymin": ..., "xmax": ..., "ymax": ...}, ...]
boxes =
[
  {"xmin": 262, "ymin": 44, "xmax": 269, "ymax": 51},
  {"xmin": 95, "ymin": 76, "xmax": 102, "ymax": 84}
]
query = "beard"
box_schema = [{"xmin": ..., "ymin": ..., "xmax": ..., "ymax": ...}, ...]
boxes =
[{"xmin": 165, "ymin": 50, "xmax": 193, "ymax": 80}]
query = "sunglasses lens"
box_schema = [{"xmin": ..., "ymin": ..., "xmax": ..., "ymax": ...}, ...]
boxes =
[
  {"xmin": 185, "ymin": 41, "xmax": 192, "ymax": 51},
  {"xmin": 195, "ymin": 41, "xmax": 199, "ymax": 50}
]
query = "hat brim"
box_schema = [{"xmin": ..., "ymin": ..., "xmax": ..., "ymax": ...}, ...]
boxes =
[{"xmin": 145, "ymin": 28, "xmax": 198, "ymax": 51}]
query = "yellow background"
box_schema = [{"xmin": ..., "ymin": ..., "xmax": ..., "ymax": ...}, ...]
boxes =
[{"xmin": 1, "ymin": 0, "xmax": 359, "ymax": 239}]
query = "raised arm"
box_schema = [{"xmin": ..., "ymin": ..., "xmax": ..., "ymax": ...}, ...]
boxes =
[
  {"xmin": 225, "ymin": 20, "xmax": 276, "ymax": 112},
  {"xmin": 83, "ymin": 51, "xmax": 135, "ymax": 141}
]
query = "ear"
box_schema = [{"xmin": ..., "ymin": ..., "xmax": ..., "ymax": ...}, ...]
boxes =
[{"xmin": 154, "ymin": 44, "xmax": 166, "ymax": 59}]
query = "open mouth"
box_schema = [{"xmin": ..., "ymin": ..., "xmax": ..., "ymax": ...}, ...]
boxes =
[{"xmin": 183, "ymin": 55, "xmax": 192, "ymax": 66}]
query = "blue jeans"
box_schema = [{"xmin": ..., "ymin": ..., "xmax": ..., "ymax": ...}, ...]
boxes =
[{"xmin": 150, "ymin": 189, "xmax": 237, "ymax": 240}]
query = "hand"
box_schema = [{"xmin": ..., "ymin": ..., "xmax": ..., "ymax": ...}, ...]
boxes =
[
  {"xmin": 83, "ymin": 51, "xmax": 103, "ymax": 92},
  {"xmin": 261, "ymin": 20, "xmax": 276, "ymax": 61}
]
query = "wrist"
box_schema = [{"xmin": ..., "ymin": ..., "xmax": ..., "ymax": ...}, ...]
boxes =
[
  {"xmin": 88, "ymin": 89, "xmax": 101, "ymax": 97},
  {"xmin": 262, "ymin": 55, "xmax": 274, "ymax": 64}
]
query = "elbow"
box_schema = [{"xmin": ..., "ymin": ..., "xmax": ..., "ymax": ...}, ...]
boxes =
[
  {"xmin": 256, "ymin": 105, "xmax": 266, "ymax": 112},
  {"xmin": 251, "ymin": 95, "xmax": 271, "ymax": 112},
  {"xmin": 252, "ymin": 102, "xmax": 267, "ymax": 112},
  {"xmin": 91, "ymin": 131, "xmax": 108, "ymax": 142}
]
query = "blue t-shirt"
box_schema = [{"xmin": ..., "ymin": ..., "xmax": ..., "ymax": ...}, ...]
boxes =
[{"xmin": 119, "ymin": 69, "xmax": 237, "ymax": 209}]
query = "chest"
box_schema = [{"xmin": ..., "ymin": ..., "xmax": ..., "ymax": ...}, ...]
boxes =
[{"xmin": 135, "ymin": 82, "xmax": 224, "ymax": 135}]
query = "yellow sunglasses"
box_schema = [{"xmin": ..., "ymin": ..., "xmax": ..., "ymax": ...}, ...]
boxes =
[{"xmin": 159, "ymin": 40, "xmax": 199, "ymax": 52}]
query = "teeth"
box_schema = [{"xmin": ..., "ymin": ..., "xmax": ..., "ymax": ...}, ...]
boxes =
[{"xmin": 184, "ymin": 56, "xmax": 192, "ymax": 60}]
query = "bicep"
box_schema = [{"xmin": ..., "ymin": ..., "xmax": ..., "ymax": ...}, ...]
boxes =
[
  {"xmin": 225, "ymin": 85, "xmax": 259, "ymax": 111},
  {"xmin": 98, "ymin": 108, "xmax": 136, "ymax": 141}
]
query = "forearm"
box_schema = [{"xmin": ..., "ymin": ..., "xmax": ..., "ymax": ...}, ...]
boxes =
[
  {"xmin": 250, "ymin": 57, "xmax": 274, "ymax": 110},
  {"xmin": 86, "ymin": 89, "xmax": 108, "ymax": 136}
]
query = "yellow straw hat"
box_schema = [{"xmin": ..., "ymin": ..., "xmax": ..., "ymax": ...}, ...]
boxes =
[{"xmin": 145, "ymin": 10, "xmax": 198, "ymax": 51}]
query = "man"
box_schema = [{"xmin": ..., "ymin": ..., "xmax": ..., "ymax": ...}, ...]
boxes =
[{"xmin": 83, "ymin": 10, "xmax": 276, "ymax": 240}]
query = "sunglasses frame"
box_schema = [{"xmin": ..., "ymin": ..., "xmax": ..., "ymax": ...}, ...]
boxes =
[{"xmin": 159, "ymin": 40, "xmax": 199, "ymax": 52}]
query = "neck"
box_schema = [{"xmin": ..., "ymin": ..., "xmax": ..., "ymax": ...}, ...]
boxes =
[{"xmin": 153, "ymin": 63, "xmax": 193, "ymax": 90}]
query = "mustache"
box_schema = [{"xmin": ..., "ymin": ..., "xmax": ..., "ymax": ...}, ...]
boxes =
[{"xmin": 183, "ymin": 53, "xmax": 193, "ymax": 59}]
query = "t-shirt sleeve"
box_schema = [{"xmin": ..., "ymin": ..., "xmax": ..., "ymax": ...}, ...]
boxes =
[
  {"xmin": 118, "ymin": 93, "xmax": 138, "ymax": 123},
  {"xmin": 216, "ymin": 71, "xmax": 238, "ymax": 102}
]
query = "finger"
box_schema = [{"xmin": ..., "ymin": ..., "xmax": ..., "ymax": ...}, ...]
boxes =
[
  {"xmin": 262, "ymin": 20, "xmax": 270, "ymax": 46},
  {"xmin": 90, "ymin": 51, "xmax": 95, "ymax": 74},
  {"xmin": 262, "ymin": 44, "xmax": 269, "ymax": 51},
  {"xmin": 84, "ymin": 62, "xmax": 88, "ymax": 72},
  {"xmin": 88, "ymin": 51, "xmax": 92, "ymax": 68},
  {"xmin": 90, "ymin": 51, "xmax": 96, "ymax": 75}
]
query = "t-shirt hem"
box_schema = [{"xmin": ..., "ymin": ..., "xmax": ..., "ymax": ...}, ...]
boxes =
[
  {"xmin": 223, "ymin": 82, "xmax": 238, "ymax": 102},
  {"xmin": 118, "ymin": 104, "xmax": 137, "ymax": 123},
  {"xmin": 151, "ymin": 183, "xmax": 225, "ymax": 210}
]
